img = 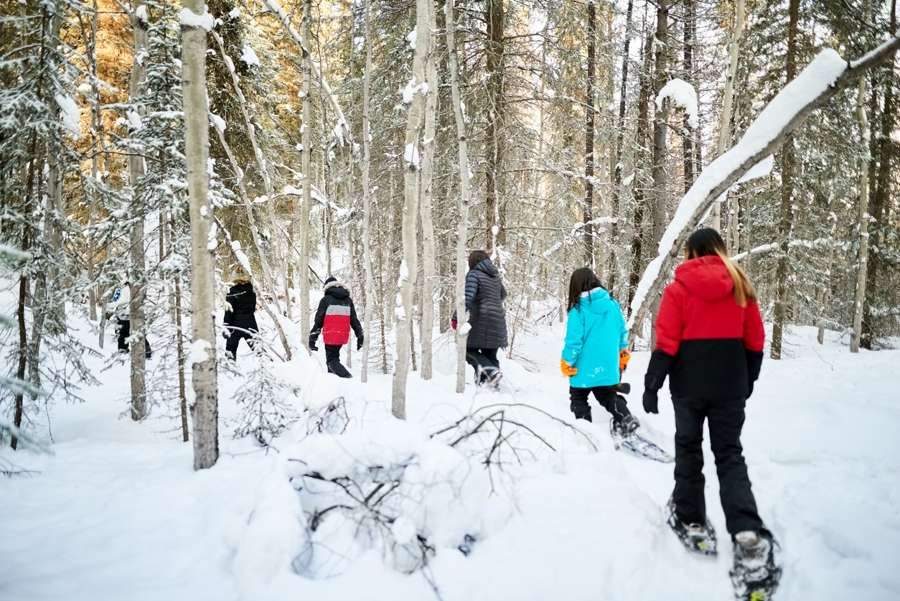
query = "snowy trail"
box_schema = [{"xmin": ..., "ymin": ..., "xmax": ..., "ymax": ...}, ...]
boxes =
[{"xmin": 1, "ymin": 324, "xmax": 898, "ymax": 600}]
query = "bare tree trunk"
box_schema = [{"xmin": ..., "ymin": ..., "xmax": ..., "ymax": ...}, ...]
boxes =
[
  {"xmin": 682, "ymin": 0, "xmax": 696, "ymax": 195},
  {"xmin": 419, "ymin": 0, "xmax": 438, "ymax": 380},
  {"xmin": 86, "ymin": 0, "xmax": 100, "ymax": 322},
  {"xmin": 817, "ymin": 192, "xmax": 838, "ymax": 345},
  {"xmin": 300, "ymin": 0, "xmax": 312, "ymax": 347},
  {"xmin": 129, "ymin": 0, "xmax": 148, "ymax": 421},
  {"xmin": 583, "ymin": 0, "xmax": 597, "ymax": 266},
  {"xmin": 649, "ymin": 0, "xmax": 669, "ymax": 348},
  {"xmin": 850, "ymin": 71, "xmax": 871, "ymax": 354},
  {"xmin": 182, "ymin": 0, "xmax": 219, "ymax": 469},
  {"xmin": 770, "ymin": 0, "xmax": 800, "ymax": 360},
  {"xmin": 174, "ymin": 274, "xmax": 188, "ymax": 442},
  {"xmin": 710, "ymin": 0, "xmax": 744, "ymax": 233},
  {"xmin": 607, "ymin": 0, "xmax": 634, "ymax": 298},
  {"xmin": 484, "ymin": 0, "xmax": 504, "ymax": 250},
  {"xmin": 446, "ymin": 0, "xmax": 471, "ymax": 394},
  {"xmin": 360, "ymin": 0, "xmax": 375, "ymax": 382},
  {"xmin": 392, "ymin": 0, "xmax": 427, "ymax": 418}
]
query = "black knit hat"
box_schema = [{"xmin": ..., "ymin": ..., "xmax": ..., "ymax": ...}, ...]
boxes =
[{"xmin": 324, "ymin": 276, "xmax": 337, "ymax": 287}]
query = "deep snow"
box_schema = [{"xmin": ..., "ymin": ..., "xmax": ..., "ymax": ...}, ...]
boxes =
[{"xmin": 1, "ymin": 313, "xmax": 899, "ymax": 601}]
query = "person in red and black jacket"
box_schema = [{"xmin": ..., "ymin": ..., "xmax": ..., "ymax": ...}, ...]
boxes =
[
  {"xmin": 643, "ymin": 228, "xmax": 776, "ymax": 557},
  {"xmin": 309, "ymin": 277, "xmax": 364, "ymax": 378}
]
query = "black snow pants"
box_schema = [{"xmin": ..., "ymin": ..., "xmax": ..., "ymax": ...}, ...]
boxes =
[
  {"xmin": 325, "ymin": 344, "xmax": 352, "ymax": 378},
  {"xmin": 225, "ymin": 329, "xmax": 256, "ymax": 361},
  {"xmin": 466, "ymin": 347, "xmax": 501, "ymax": 383},
  {"xmin": 672, "ymin": 395, "xmax": 763, "ymax": 535},
  {"xmin": 117, "ymin": 318, "xmax": 151, "ymax": 358},
  {"xmin": 569, "ymin": 386, "xmax": 631, "ymax": 423}
]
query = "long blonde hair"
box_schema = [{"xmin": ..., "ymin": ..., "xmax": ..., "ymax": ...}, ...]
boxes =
[{"xmin": 684, "ymin": 228, "xmax": 757, "ymax": 307}]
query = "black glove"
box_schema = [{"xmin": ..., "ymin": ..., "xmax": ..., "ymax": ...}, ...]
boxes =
[
  {"xmin": 222, "ymin": 330, "xmax": 229, "ymax": 340},
  {"xmin": 357, "ymin": 338, "xmax": 364, "ymax": 351},
  {"xmin": 309, "ymin": 341, "xmax": 318, "ymax": 352},
  {"xmin": 642, "ymin": 389, "xmax": 659, "ymax": 414}
]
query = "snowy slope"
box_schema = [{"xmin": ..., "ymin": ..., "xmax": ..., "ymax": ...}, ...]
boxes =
[{"xmin": 1, "ymin": 315, "xmax": 898, "ymax": 601}]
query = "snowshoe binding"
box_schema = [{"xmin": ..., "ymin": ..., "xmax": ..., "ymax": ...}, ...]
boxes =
[
  {"xmin": 666, "ymin": 498, "xmax": 717, "ymax": 555},
  {"xmin": 730, "ymin": 528, "xmax": 782, "ymax": 601}
]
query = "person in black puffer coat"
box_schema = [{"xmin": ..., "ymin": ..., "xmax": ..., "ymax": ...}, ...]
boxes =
[
  {"xmin": 223, "ymin": 269, "xmax": 259, "ymax": 361},
  {"xmin": 452, "ymin": 250, "xmax": 508, "ymax": 387},
  {"xmin": 309, "ymin": 277, "xmax": 364, "ymax": 378}
]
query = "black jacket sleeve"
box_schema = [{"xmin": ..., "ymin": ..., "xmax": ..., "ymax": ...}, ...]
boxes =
[
  {"xmin": 745, "ymin": 349, "xmax": 763, "ymax": 383},
  {"xmin": 500, "ymin": 283, "xmax": 508, "ymax": 302},
  {"xmin": 310, "ymin": 297, "xmax": 327, "ymax": 342},
  {"xmin": 349, "ymin": 300, "xmax": 364, "ymax": 342},
  {"xmin": 644, "ymin": 349, "xmax": 675, "ymax": 393},
  {"xmin": 224, "ymin": 289, "xmax": 235, "ymax": 327}
]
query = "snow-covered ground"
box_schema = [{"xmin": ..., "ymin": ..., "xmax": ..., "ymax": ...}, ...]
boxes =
[{"xmin": 1, "ymin": 313, "xmax": 899, "ymax": 601}]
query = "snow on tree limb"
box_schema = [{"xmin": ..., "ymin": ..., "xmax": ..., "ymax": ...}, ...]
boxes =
[
  {"xmin": 627, "ymin": 31, "xmax": 900, "ymax": 340},
  {"xmin": 259, "ymin": 0, "xmax": 351, "ymax": 143}
]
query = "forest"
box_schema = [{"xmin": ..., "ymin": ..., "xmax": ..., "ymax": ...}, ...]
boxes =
[{"xmin": 1, "ymin": 0, "xmax": 898, "ymax": 460}]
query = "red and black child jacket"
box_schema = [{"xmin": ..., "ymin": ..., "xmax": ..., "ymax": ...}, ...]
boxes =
[
  {"xmin": 644, "ymin": 255, "xmax": 765, "ymax": 400},
  {"xmin": 309, "ymin": 279, "xmax": 364, "ymax": 347}
]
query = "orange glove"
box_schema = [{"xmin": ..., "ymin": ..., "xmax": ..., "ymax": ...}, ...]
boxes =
[
  {"xmin": 560, "ymin": 359, "xmax": 577, "ymax": 377},
  {"xmin": 619, "ymin": 348, "xmax": 631, "ymax": 372}
]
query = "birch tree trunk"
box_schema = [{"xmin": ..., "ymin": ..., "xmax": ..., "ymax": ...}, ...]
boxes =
[
  {"xmin": 648, "ymin": 0, "xmax": 669, "ymax": 347},
  {"xmin": 850, "ymin": 72, "xmax": 871, "ymax": 354},
  {"xmin": 181, "ymin": 0, "xmax": 219, "ymax": 470},
  {"xmin": 392, "ymin": 0, "xmax": 427, "ymax": 418},
  {"xmin": 715, "ymin": 0, "xmax": 744, "ymax": 247},
  {"xmin": 817, "ymin": 192, "xmax": 838, "ymax": 345},
  {"xmin": 300, "ymin": 0, "xmax": 312, "ymax": 347},
  {"xmin": 128, "ymin": 0, "xmax": 148, "ymax": 421},
  {"xmin": 771, "ymin": 0, "xmax": 800, "ymax": 360},
  {"xmin": 419, "ymin": 0, "xmax": 438, "ymax": 380},
  {"xmin": 446, "ymin": 0, "xmax": 471, "ymax": 394},
  {"xmin": 360, "ymin": 0, "xmax": 375, "ymax": 383}
]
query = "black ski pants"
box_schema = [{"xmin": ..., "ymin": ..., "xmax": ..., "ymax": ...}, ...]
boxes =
[
  {"xmin": 117, "ymin": 318, "xmax": 151, "ymax": 358},
  {"xmin": 672, "ymin": 395, "xmax": 763, "ymax": 535},
  {"xmin": 225, "ymin": 329, "xmax": 256, "ymax": 361},
  {"xmin": 466, "ymin": 347, "xmax": 500, "ymax": 382},
  {"xmin": 569, "ymin": 386, "xmax": 631, "ymax": 423},
  {"xmin": 325, "ymin": 344, "xmax": 352, "ymax": 378}
]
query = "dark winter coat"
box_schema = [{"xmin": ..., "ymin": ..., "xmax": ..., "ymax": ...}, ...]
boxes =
[
  {"xmin": 224, "ymin": 281, "xmax": 259, "ymax": 333},
  {"xmin": 644, "ymin": 255, "xmax": 765, "ymax": 400},
  {"xmin": 463, "ymin": 258, "xmax": 508, "ymax": 349},
  {"xmin": 310, "ymin": 280, "xmax": 364, "ymax": 347}
]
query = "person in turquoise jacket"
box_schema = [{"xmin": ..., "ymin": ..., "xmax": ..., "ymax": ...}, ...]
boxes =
[{"xmin": 561, "ymin": 267, "xmax": 640, "ymax": 436}]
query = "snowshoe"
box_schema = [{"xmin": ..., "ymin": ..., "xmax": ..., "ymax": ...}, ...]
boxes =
[
  {"xmin": 730, "ymin": 529, "xmax": 782, "ymax": 601},
  {"xmin": 666, "ymin": 498, "xmax": 717, "ymax": 555},
  {"xmin": 609, "ymin": 418, "xmax": 674, "ymax": 463}
]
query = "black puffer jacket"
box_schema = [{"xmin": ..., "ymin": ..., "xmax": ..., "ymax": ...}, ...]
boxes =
[
  {"xmin": 224, "ymin": 281, "xmax": 259, "ymax": 332},
  {"xmin": 465, "ymin": 258, "xmax": 508, "ymax": 349}
]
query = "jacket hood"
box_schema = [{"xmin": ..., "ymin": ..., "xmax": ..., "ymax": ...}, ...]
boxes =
[
  {"xmin": 675, "ymin": 255, "xmax": 735, "ymax": 301},
  {"xmin": 577, "ymin": 286, "xmax": 615, "ymax": 315},
  {"xmin": 324, "ymin": 280, "xmax": 349, "ymax": 299},
  {"xmin": 473, "ymin": 258, "xmax": 499, "ymax": 277}
]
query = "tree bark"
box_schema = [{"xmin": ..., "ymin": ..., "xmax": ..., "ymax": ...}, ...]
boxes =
[
  {"xmin": 817, "ymin": 192, "xmax": 838, "ymax": 345},
  {"xmin": 484, "ymin": 0, "xmax": 504, "ymax": 250},
  {"xmin": 682, "ymin": 0, "xmax": 696, "ymax": 196},
  {"xmin": 583, "ymin": 0, "xmax": 596, "ymax": 266},
  {"xmin": 360, "ymin": 0, "xmax": 375, "ymax": 382},
  {"xmin": 850, "ymin": 71, "xmax": 871, "ymax": 354},
  {"xmin": 446, "ymin": 0, "xmax": 472, "ymax": 394},
  {"xmin": 182, "ymin": 0, "xmax": 219, "ymax": 470},
  {"xmin": 648, "ymin": 0, "xmax": 669, "ymax": 347},
  {"xmin": 300, "ymin": 0, "xmax": 312, "ymax": 347},
  {"xmin": 419, "ymin": 0, "xmax": 438, "ymax": 380},
  {"xmin": 129, "ymin": 0, "xmax": 149, "ymax": 421},
  {"xmin": 609, "ymin": 0, "xmax": 633, "ymax": 297},
  {"xmin": 770, "ymin": 0, "xmax": 800, "ymax": 360},
  {"xmin": 392, "ymin": 0, "xmax": 427, "ymax": 418}
]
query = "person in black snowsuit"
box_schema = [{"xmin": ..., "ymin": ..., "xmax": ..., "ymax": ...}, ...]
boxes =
[
  {"xmin": 309, "ymin": 277, "xmax": 364, "ymax": 378},
  {"xmin": 452, "ymin": 250, "xmax": 508, "ymax": 387},
  {"xmin": 223, "ymin": 269, "xmax": 259, "ymax": 361},
  {"xmin": 107, "ymin": 281, "xmax": 151, "ymax": 359}
]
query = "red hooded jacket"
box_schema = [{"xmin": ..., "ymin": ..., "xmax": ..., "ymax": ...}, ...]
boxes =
[{"xmin": 644, "ymin": 255, "xmax": 765, "ymax": 400}]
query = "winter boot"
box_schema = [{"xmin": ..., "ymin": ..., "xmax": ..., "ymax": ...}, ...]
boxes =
[
  {"xmin": 730, "ymin": 529, "xmax": 782, "ymax": 601},
  {"xmin": 666, "ymin": 497, "xmax": 717, "ymax": 555},
  {"xmin": 614, "ymin": 414, "xmax": 640, "ymax": 437}
]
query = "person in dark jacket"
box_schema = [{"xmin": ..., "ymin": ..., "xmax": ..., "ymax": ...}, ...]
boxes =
[
  {"xmin": 452, "ymin": 250, "xmax": 508, "ymax": 387},
  {"xmin": 309, "ymin": 277, "xmax": 364, "ymax": 378},
  {"xmin": 223, "ymin": 269, "xmax": 259, "ymax": 361},
  {"xmin": 107, "ymin": 281, "xmax": 151, "ymax": 359},
  {"xmin": 642, "ymin": 228, "xmax": 775, "ymax": 563}
]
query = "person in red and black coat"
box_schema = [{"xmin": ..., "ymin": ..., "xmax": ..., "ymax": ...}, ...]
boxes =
[
  {"xmin": 643, "ymin": 228, "xmax": 772, "ymax": 550},
  {"xmin": 309, "ymin": 277, "xmax": 364, "ymax": 378}
]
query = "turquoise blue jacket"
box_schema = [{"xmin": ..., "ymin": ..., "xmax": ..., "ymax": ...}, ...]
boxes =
[{"xmin": 562, "ymin": 287, "xmax": 628, "ymax": 388}]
